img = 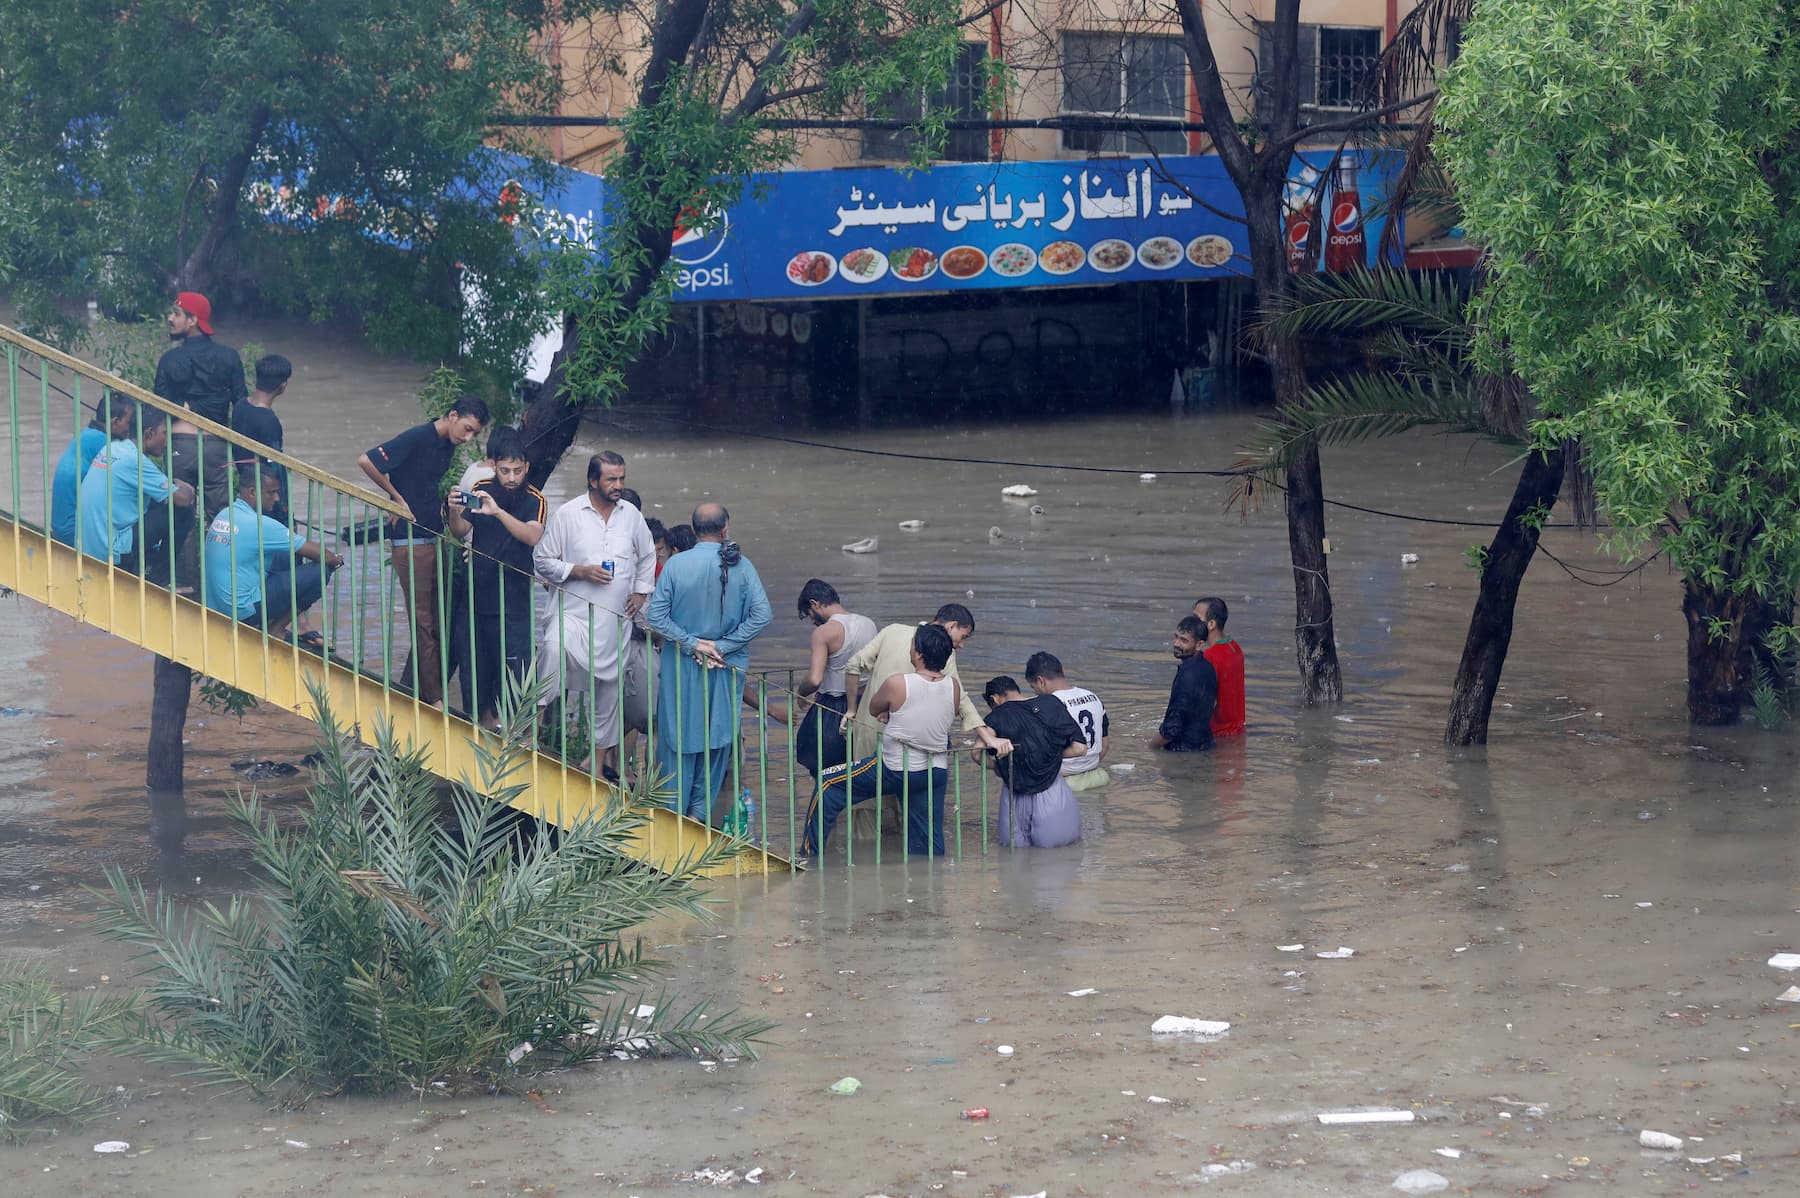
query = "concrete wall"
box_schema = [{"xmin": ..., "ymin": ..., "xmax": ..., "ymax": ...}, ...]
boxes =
[{"xmin": 546, "ymin": 1, "xmax": 1417, "ymax": 172}]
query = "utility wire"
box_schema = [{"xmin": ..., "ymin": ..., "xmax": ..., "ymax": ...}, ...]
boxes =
[
  {"xmin": 606, "ymin": 410, "xmax": 1612, "ymax": 531},
  {"xmin": 12, "ymin": 356, "xmax": 1651, "ymax": 582}
]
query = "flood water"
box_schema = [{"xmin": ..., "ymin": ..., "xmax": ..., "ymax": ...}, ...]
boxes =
[{"xmin": 2, "ymin": 316, "xmax": 1798, "ymax": 1195}]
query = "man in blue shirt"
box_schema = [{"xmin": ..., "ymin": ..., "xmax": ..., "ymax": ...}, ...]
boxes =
[
  {"xmin": 50, "ymin": 391, "xmax": 135, "ymax": 546},
  {"xmin": 76, "ymin": 407, "xmax": 195, "ymax": 569},
  {"xmin": 644, "ymin": 502, "xmax": 772, "ymax": 821},
  {"xmin": 1148, "ymin": 616, "xmax": 1218, "ymax": 753},
  {"xmin": 203, "ymin": 461, "xmax": 344, "ymax": 633}
]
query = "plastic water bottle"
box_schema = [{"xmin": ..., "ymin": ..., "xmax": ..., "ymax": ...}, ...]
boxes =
[
  {"xmin": 723, "ymin": 789, "xmax": 757, "ymax": 843},
  {"xmin": 738, "ymin": 790, "xmax": 758, "ymax": 845}
]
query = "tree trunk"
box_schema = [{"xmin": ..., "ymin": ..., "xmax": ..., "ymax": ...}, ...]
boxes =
[
  {"xmin": 520, "ymin": 241, "xmax": 670, "ymax": 489},
  {"xmin": 147, "ymin": 656, "xmax": 191, "ymax": 790},
  {"xmin": 147, "ymin": 655, "xmax": 192, "ymax": 859},
  {"xmin": 176, "ymin": 110, "xmax": 270, "ymax": 292},
  {"xmin": 1683, "ymin": 579, "xmax": 1749, "ymax": 725},
  {"xmin": 517, "ymin": 0, "xmax": 714, "ymax": 488},
  {"xmin": 1445, "ymin": 445, "xmax": 1566, "ymax": 745},
  {"xmin": 1245, "ymin": 168, "xmax": 1342, "ymax": 705}
]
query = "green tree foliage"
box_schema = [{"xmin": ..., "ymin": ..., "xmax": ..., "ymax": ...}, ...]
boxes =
[
  {"xmin": 520, "ymin": 0, "xmax": 970, "ymax": 479},
  {"xmin": 92, "ymin": 681, "xmax": 770, "ymax": 1102},
  {"xmin": 1438, "ymin": 0, "xmax": 1800, "ymax": 722},
  {"xmin": 0, "ymin": 0, "xmax": 576, "ymax": 369}
]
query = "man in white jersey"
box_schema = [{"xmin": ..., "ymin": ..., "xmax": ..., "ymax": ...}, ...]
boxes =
[{"xmin": 1025, "ymin": 651, "xmax": 1111, "ymax": 791}]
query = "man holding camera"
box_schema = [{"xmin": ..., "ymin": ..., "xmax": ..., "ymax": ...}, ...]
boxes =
[{"xmin": 446, "ymin": 428, "xmax": 546, "ymax": 729}]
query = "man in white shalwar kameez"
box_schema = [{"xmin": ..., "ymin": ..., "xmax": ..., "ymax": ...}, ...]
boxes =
[{"xmin": 533, "ymin": 451, "xmax": 656, "ymax": 773}]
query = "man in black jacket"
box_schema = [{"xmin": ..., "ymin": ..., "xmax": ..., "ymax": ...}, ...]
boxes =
[
  {"xmin": 154, "ymin": 291, "xmax": 246, "ymax": 587},
  {"xmin": 980, "ymin": 676, "xmax": 1086, "ymax": 847},
  {"xmin": 1149, "ymin": 615, "xmax": 1218, "ymax": 753}
]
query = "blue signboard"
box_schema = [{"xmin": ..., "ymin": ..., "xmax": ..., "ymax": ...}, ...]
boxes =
[{"xmin": 505, "ymin": 149, "xmax": 1403, "ymax": 304}]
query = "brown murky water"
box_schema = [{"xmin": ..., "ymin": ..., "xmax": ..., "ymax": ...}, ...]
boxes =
[{"xmin": 2, "ymin": 317, "xmax": 1798, "ymax": 1195}]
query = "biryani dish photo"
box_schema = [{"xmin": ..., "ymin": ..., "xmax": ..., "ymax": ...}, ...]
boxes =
[
  {"xmin": 1089, "ymin": 239, "xmax": 1134, "ymax": 272},
  {"xmin": 990, "ymin": 243, "xmax": 1036, "ymax": 277},
  {"xmin": 1040, "ymin": 240, "xmax": 1085, "ymax": 275},
  {"xmin": 1137, "ymin": 236, "xmax": 1182, "ymax": 270},
  {"xmin": 1186, "ymin": 234, "xmax": 1234, "ymax": 267}
]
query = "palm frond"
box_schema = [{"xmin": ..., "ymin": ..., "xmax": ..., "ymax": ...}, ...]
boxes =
[
  {"xmin": 1238, "ymin": 371, "xmax": 1497, "ymax": 475},
  {"xmin": 1367, "ymin": 0, "xmax": 1476, "ymax": 100},
  {"xmin": 1256, "ymin": 266, "xmax": 1470, "ymax": 343},
  {"xmin": 90, "ymin": 676, "xmax": 773, "ymax": 1103},
  {"xmin": 0, "ymin": 959, "xmax": 135, "ymax": 1140}
]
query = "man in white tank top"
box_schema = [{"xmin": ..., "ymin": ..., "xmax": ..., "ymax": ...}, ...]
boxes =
[
  {"xmin": 801, "ymin": 623, "xmax": 1008, "ymax": 858},
  {"xmin": 1025, "ymin": 651, "xmax": 1111, "ymax": 791},
  {"xmin": 791, "ymin": 578, "xmax": 876, "ymax": 781}
]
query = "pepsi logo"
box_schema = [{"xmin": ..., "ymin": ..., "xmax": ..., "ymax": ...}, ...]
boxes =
[
  {"xmin": 1287, "ymin": 220, "xmax": 1312, "ymax": 249},
  {"xmin": 671, "ymin": 206, "xmax": 730, "ymax": 266},
  {"xmin": 1330, "ymin": 202, "xmax": 1360, "ymax": 234}
]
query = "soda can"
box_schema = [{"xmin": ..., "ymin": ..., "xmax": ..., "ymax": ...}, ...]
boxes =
[
  {"xmin": 601, "ymin": 559, "xmax": 615, "ymax": 574},
  {"xmin": 960, "ymin": 1107, "xmax": 989, "ymax": 1120}
]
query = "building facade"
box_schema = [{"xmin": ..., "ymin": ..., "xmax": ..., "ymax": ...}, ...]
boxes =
[{"xmin": 529, "ymin": 2, "xmax": 1435, "ymax": 424}]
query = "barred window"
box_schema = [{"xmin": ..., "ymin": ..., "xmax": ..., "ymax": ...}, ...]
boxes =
[
  {"xmin": 1060, "ymin": 32, "xmax": 1187, "ymax": 156},
  {"xmin": 864, "ymin": 42, "xmax": 990, "ymax": 163},
  {"xmin": 1254, "ymin": 24, "xmax": 1381, "ymax": 113}
]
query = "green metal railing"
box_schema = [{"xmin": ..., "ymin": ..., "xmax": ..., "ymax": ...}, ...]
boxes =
[{"xmin": 1, "ymin": 322, "xmax": 1058, "ymax": 864}]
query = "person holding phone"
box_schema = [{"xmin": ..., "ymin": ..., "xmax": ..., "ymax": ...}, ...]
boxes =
[{"xmin": 446, "ymin": 428, "xmax": 546, "ymax": 728}]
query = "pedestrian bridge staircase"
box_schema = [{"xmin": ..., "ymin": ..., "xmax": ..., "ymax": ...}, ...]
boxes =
[{"xmin": 0, "ymin": 322, "xmax": 792, "ymax": 877}]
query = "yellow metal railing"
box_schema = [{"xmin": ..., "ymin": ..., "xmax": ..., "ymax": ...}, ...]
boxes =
[{"xmin": 0, "ymin": 321, "xmax": 792, "ymax": 877}]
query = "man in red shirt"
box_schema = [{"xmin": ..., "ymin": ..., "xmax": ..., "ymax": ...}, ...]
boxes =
[{"xmin": 1194, "ymin": 596, "xmax": 1245, "ymax": 738}]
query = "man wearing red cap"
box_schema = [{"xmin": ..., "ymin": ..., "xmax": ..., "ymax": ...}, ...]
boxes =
[{"xmin": 153, "ymin": 291, "xmax": 246, "ymax": 588}]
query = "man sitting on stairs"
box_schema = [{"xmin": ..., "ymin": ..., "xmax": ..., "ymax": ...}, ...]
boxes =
[{"xmin": 203, "ymin": 459, "xmax": 344, "ymax": 642}]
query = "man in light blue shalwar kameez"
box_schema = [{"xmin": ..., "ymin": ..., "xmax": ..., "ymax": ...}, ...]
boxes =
[{"xmin": 645, "ymin": 503, "xmax": 772, "ymax": 822}]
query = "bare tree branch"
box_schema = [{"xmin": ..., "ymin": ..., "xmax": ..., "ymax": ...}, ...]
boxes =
[
  {"xmin": 1272, "ymin": 92, "xmax": 1437, "ymax": 150},
  {"xmin": 733, "ymin": 3, "xmax": 819, "ymax": 118}
]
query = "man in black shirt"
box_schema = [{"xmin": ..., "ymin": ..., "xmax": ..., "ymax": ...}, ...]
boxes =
[
  {"xmin": 1149, "ymin": 615, "xmax": 1218, "ymax": 753},
  {"xmin": 357, "ymin": 394, "xmax": 489, "ymax": 706},
  {"xmin": 153, "ymin": 291, "xmax": 246, "ymax": 587},
  {"xmin": 232, "ymin": 354, "xmax": 291, "ymax": 519},
  {"xmin": 446, "ymin": 428, "xmax": 545, "ymax": 728},
  {"xmin": 980, "ymin": 676, "xmax": 1085, "ymax": 847}
]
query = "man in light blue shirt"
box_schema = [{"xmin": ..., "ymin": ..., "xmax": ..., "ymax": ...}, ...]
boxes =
[
  {"xmin": 203, "ymin": 461, "xmax": 343, "ymax": 633},
  {"xmin": 75, "ymin": 406, "xmax": 194, "ymax": 569},
  {"xmin": 645, "ymin": 502, "xmax": 771, "ymax": 822},
  {"xmin": 51, "ymin": 391, "xmax": 138, "ymax": 546}
]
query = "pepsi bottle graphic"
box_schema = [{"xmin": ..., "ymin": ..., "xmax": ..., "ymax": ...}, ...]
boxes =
[
  {"xmin": 1324, "ymin": 154, "xmax": 1366, "ymax": 273},
  {"xmin": 1283, "ymin": 167, "xmax": 1320, "ymax": 274}
]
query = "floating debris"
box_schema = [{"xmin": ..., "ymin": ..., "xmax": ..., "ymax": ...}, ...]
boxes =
[
  {"xmin": 1150, "ymin": 1015, "xmax": 1231, "ymax": 1037},
  {"xmin": 841, "ymin": 537, "xmax": 879, "ymax": 554},
  {"xmin": 1318, "ymin": 1109, "xmax": 1415, "ymax": 1125},
  {"xmin": 1000, "ymin": 484, "xmax": 1038, "ymax": 497},
  {"xmin": 897, "ymin": 519, "xmax": 925, "ymax": 530},
  {"xmin": 1392, "ymin": 1169, "xmax": 1449, "ymax": 1194}
]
